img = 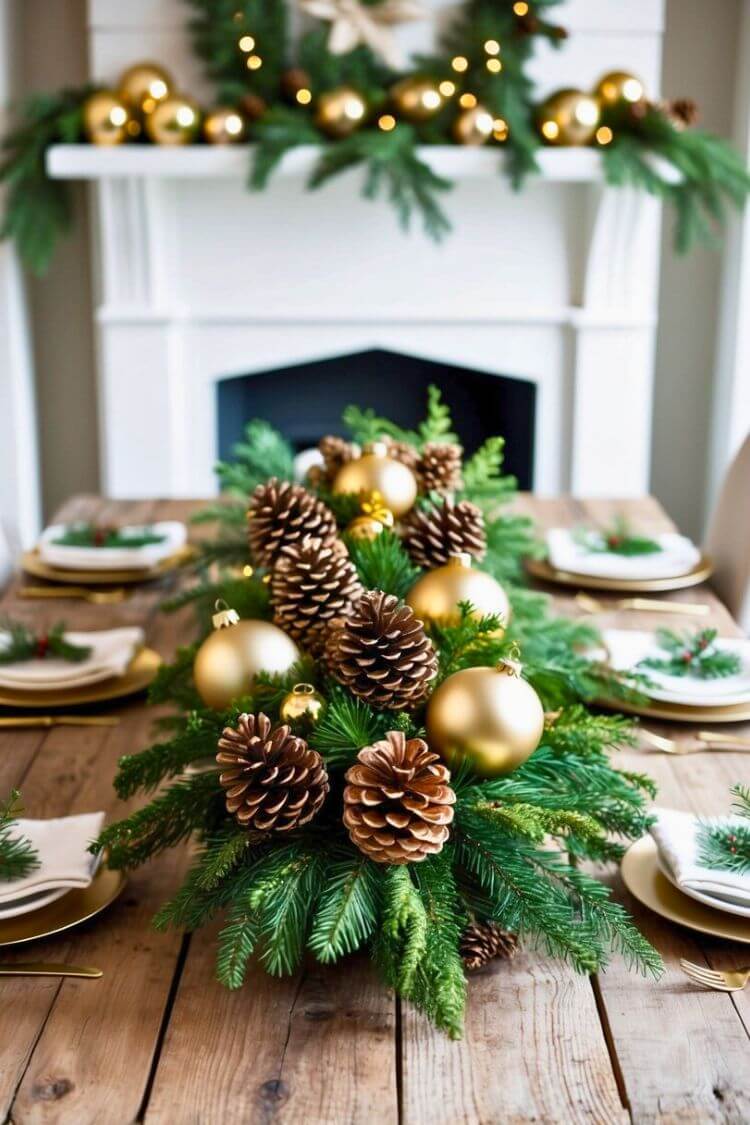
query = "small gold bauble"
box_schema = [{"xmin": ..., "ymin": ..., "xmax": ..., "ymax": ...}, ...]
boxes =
[
  {"xmin": 145, "ymin": 94, "xmax": 202, "ymax": 145},
  {"xmin": 194, "ymin": 607, "xmax": 300, "ymax": 710},
  {"xmin": 346, "ymin": 515, "xmax": 387, "ymax": 541},
  {"xmin": 82, "ymin": 91, "xmax": 131, "ymax": 146},
  {"xmin": 536, "ymin": 89, "xmax": 600, "ymax": 146},
  {"xmin": 594, "ymin": 71, "xmax": 645, "ymax": 108},
  {"xmin": 315, "ymin": 87, "xmax": 367, "ymax": 138},
  {"xmin": 203, "ymin": 106, "xmax": 247, "ymax": 145},
  {"xmin": 333, "ymin": 441, "xmax": 417, "ymax": 518},
  {"xmin": 117, "ymin": 62, "xmax": 173, "ymax": 116},
  {"xmin": 391, "ymin": 76, "xmax": 444, "ymax": 122},
  {"xmin": 453, "ymin": 104, "xmax": 495, "ymax": 146},
  {"xmin": 406, "ymin": 553, "xmax": 511, "ymax": 630},
  {"xmin": 279, "ymin": 682, "xmax": 326, "ymax": 731},
  {"xmin": 425, "ymin": 659, "xmax": 544, "ymax": 777}
]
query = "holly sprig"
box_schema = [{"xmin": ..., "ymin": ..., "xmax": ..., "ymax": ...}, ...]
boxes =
[
  {"xmin": 0, "ymin": 790, "xmax": 40, "ymax": 882},
  {"xmin": 53, "ymin": 524, "xmax": 167, "ymax": 549},
  {"xmin": 639, "ymin": 628, "xmax": 741, "ymax": 681},
  {"xmin": 575, "ymin": 515, "xmax": 662, "ymax": 557},
  {"xmin": 0, "ymin": 619, "xmax": 92, "ymax": 664},
  {"xmin": 697, "ymin": 786, "xmax": 750, "ymax": 875}
]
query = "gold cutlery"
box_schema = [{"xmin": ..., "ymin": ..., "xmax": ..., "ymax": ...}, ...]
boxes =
[
  {"xmin": 0, "ymin": 962, "xmax": 102, "ymax": 978},
  {"xmin": 680, "ymin": 958, "xmax": 750, "ymax": 992},
  {"xmin": 575, "ymin": 592, "xmax": 710, "ymax": 617},
  {"xmin": 19, "ymin": 586, "xmax": 129, "ymax": 605},
  {"xmin": 640, "ymin": 728, "xmax": 750, "ymax": 755},
  {"xmin": 0, "ymin": 716, "xmax": 120, "ymax": 729}
]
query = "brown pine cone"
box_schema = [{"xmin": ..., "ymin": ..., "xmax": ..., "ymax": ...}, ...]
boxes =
[
  {"xmin": 216, "ymin": 712, "xmax": 329, "ymax": 831},
  {"xmin": 326, "ymin": 590, "xmax": 437, "ymax": 710},
  {"xmin": 314, "ymin": 434, "xmax": 358, "ymax": 487},
  {"xmin": 343, "ymin": 731, "xmax": 455, "ymax": 864},
  {"xmin": 403, "ymin": 499, "xmax": 486, "ymax": 569},
  {"xmin": 417, "ymin": 442, "xmax": 463, "ymax": 494},
  {"xmin": 247, "ymin": 478, "xmax": 338, "ymax": 568},
  {"xmin": 662, "ymin": 97, "xmax": 699, "ymax": 130},
  {"xmin": 271, "ymin": 535, "xmax": 364, "ymax": 655},
  {"xmin": 384, "ymin": 438, "xmax": 419, "ymax": 472},
  {"xmin": 460, "ymin": 921, "xmax": 519, "ymax": 971}
]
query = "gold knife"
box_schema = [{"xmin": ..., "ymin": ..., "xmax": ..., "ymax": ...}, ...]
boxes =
[
  {"xmin": 0, "ymin": 716, "xmax": 120, "ymax": 728},
  {"xmin": 0, "ymin": 962, "xmax": 102, "ymax": 978}
]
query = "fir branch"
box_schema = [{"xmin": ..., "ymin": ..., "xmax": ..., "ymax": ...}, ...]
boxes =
[
  {"xmin": 162, "ymin": 575, "xmax": 271, "ymax": 637},
  {"xmin": 194, "ymin": 536, "xmax": 250, "ymax": 570},
  {"xmin": 342, "ymin": 405, "xmax": 419, "ymax": 448},
  {"xmin": 574, "ymin": 515, "xmax": 662, "ymax": 557},
  {"xmin": 429, "ymin": 605, "xmax": 509, "ymax": 682},
  {"xmin": 640, "ymin": 628, "xmax": 741, "ymax": 681},
  {"xmin": 113, "ymin": 711, "xmax": 222, "ymax": 798},
  {"xmin": 308, "ymin": 848, "xmax": 380, "ymax": 962},
  {"xmin": 410, "ymin": 851, "xmax": 467, "ymax": 1039},
  {"xmin": 214, "ymin": 419, "xmax": 295, "ymax": 496},
  {"xmin": 187, "ymin": 0, "xmax": 288, "ymax": 103},
  {"xmin": 417, "ymin": 385, "xmax": 459, "ymax": 445},
  {"xmin": 344, "ymin": 529, "xmax": 422, "ymax": 599},
  {"xmin": 697, "ymin": 785, "xmax": 750, "ymax": 875},
  {"xmin": 0, "ymin": 619, "xmax": 91, "ymax": 664},
  {"xmin": 460, "ymin": 436, "xmax": 508, "ymax": 505},
  {"xmin": 374, "ymin": 865, "xmax": 429, "ymax": 995},
  {"xmin": 147, "ymin": 644, "xmax": 202, "ymax": 710},
  {"xmin": 251, "ymin": 656, "xmax": 319, "ymax": 717},
  {"xmin": 52, "ymin": 524, "xmax": 166, "ymax": 548},
  {"xmin": 0, "ymin": 790, "xmax": 39, "ymax": 881},
  {"xmin": 190, "ymin": 499, "xmax": 247, "ymax": 529},
  {"xmin": 251, "ymin": 844, "xmax": 324, "ymax": 976},
  {"xmin": 309, "ymin": 685, "xmax": 392, "ymax": 768},
  {"xmin": 250, "ymin": 107, "xmax": 323, "ymax": 188}
]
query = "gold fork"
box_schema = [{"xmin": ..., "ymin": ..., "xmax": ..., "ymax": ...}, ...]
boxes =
[
  {"xmin": 19, "ymin": 586, "xmax": 130, "ymax": 605},
  {"xmin": 0, "ymin": 962, "xmax": 102, "ymax": 978},
  {"xmin": 639, "ymin": 728, "xmax": 750, "ymax": 755},
  {"xmin": 575, "ymin": 592, "xmax": 710, "ymax": 617},
  {"xmin": 0, "ymin": 716, "xmax": 120, "ymax": 729},
  {"xmin": 680, "ymin": 958, "xmax": 750, "ymax": 992}
]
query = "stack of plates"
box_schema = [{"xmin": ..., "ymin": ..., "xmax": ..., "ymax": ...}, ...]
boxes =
[{"xmin": 23, "ymin": 520, "xmax": 191, "ymax": 586}]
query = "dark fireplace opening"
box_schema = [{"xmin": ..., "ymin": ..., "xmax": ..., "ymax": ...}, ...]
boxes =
[{"xmin": 217, "ymin": 348, "xmax": 536, "ymax": 489}]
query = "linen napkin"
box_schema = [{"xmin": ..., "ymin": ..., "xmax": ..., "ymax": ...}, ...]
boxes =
[
  {"xmin": 602, "ymin": 628, "xmax": 750, "ymax": 706},
  {"xmin": 650, "ymin": 807, "xmax": 750, "ymax": 909},
  {"xmin": 0, "ymin": 626, "xmax": 144, "ymax": 689},
  {"xmin": 0, "ymin": 811, "xmax": 105, "ymax": 904},
  {"xmin": 546, "ymin": 528, "xmax": 700, "ymax": 580},
  {"xmin": 39, "ymin": 520, "xmax": 187, "ymax": 571}
]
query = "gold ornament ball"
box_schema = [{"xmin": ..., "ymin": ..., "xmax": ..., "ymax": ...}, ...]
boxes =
[
  {"xmin": 406, "ymin": 553, "xmax": 511, "ymax": 630},
  {"xmin": 594, "ymin": 71, "xmax": 645, "ymax": 108},
  {"xmin": 425, "ymin": 659, "xmax": 545, "ymax": 777},
  {"xmin": 145, "ymin": 94, "xmax": 202, "ymax": 145},
  {"xmin": 118, "ymin": 62, "xmax": 173, "ymax": 116},
  {"xmin": 315, "ymin": 87, "xmax": 367, "ymax": 138},
  {"xmin": 391, "ymin": 76, "xmax": 444, "ymax": 122},
  {"xmin": 346, "ymin": 515, "xmax": 387, "ymax": 541},
  {"xmin": 279, "ymin": 682, "xmax": 326, "ymax": 731},
  {"xmin": 82, "ymin": 91, "xmax": 132, "ymax": 146},
  {"xmin": 203, "ymin": 106, "xmax": 247, "ymax": 145},
  {"xmin": 453, "ymin": 104, "xmax": 496, "ymax": 146},
  {"xmin": 194, "ymin": 613, "xmax": 300, "ymax": 710},
  {"xmin": 537, "ymin": 89, "xmax": 600, "ymax": 146},
  {"xmin": 333, "ymin": 441, "xmax": 417, "ymax": 518}
]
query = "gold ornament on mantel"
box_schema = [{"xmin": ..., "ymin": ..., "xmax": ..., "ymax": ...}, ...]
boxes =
[
  {"xmin": 82, "ymin": 91, "xmax": 132, "ymax": 146},
  {"xmin": 536, "ymin": 88, "xmax": 600, "ymax": 146},
  {"xmin": 203, "ymin": 106, "xmax": 247, "ymax": 144},
  {"xmin": 391, "ymin": 76, "xmax": 445, "ymax": 122},
  {"xmin": 117, "ymin": 62, "xmax": 173, "ymax": 117},
  {"xmin": 594, "ymin": 70, "xmax": 645, "ymax": 108},
  {"xmin": 279, "ymin": 682, "xmax": 326, "ymax": 731},
  {"xmin": 346, "ymin": 490, "xmax": 396, "ymax": 541},
  {"xmin": 425, "ymin": 657, "xmax": 545, "ymax": 777},
  {"xmin": 453, "ymin": 104, "xmax": 496, "ymax": 146},
  {"xmin": 193, "ymin": 601, "xmax": 300, "ymax": 711},
  {"xmin": 315, "ymin": 86, "xmax": 368, "ymax": 137},
  {"xmin": 406, "ymin": 553, "xmax": 511, "ymax": 630},
  {"xmin": 145, "ymin": 94, "xmax": 202, "ymax": 145},
  {"xmin": 333, "ymin": 441, "xmax": 418, "ymax": 517}
]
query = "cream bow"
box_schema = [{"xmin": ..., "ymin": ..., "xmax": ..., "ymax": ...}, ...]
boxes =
[{"xmin": 299, "ymin": 0, "xmax": 427, "ymax": 71}]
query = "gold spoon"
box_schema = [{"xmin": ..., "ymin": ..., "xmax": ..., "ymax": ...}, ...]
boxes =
[
  {"xmin": 0, "ymin": 962, "xmax": 102, "ymax": 978},
  {"xmin": 19, "ymin": 587, "xmax": 129, "ymax": 605},
  {"xmin": 0, "ymin": 716, "xmax": 120, "ymax": 729}
]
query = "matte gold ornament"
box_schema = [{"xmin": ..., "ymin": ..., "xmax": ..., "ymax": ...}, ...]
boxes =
[
  {"xmin": 333, "ymin": 441, "xmax": 417, "ymax": 518},
  {"xmin": 117, "ymin": 62, "xmax": 173, "ymax": 116},
  {"xmin": 315, "ymin": 86, "xmax": 367, "ymax": 137},
  {"xmin": 536, "ymin": 89, "xmax": 600, "ymax": 146},
  {"xmin": 145, "ymin": 94, "xmax": 201, "ymax": 145},
  {"xmin": 453, "ymin": 103, "xmax": 495, "ymax": 146},
  {"xmin": 594, "ymin": 71, "xmax": 645, "ymax": 108},
  {"xmin": 279, "ymin": 683, "xmax": 326, "ymax": 731},
  {"xmin": 425, "ymin": 658, "xmax": 545, "ymax": 777},
  {"xmin": 391, "ymin": 76, "xmax": 444, "ymax": 121},
  {"xmin": 203, "ymin": 106, "xmax": 247, "ymax": 144},
  {"xmin": 82, "ymin": 91, "xmax": 131, "ymax": 146},
  {"xmin": 406, "ymin": 553, "xmax": 511, "ymax": 630},
  {"xmin": 194, "ymin": 602, "xmax": 300, "ymax": 710}
]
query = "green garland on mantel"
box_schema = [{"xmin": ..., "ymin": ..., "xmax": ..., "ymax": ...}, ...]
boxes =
[{"xmin": 2, "ymin": 0, "xmax": 749, "ymax": 272}]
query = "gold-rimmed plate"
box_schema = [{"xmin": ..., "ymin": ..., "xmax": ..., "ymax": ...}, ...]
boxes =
[
  {"xmin": 525, "ymin": 555, "xmax": 713, "ymax": 593},
  {"xmin": 594, "ymin": 693, "xmax": 750, "ymax": 724},
  {"xmin": 21, "ymin": 545, "xmax": 195, "ymax": 587},
  {"xmin": 0, "ymin": 866, "xmax": 125, "ymax": 946},
  {"xmin": 621, "ymin": 836, "xmax": 750, "ymax": 943},
  {"xmin": 0, "ymin": 647, "xmax": 161, "ymax": 710}
]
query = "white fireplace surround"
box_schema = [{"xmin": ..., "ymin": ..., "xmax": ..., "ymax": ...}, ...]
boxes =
[{"xmin": 47, "ymin": 0, "xmax": 668, "ymax": 500}]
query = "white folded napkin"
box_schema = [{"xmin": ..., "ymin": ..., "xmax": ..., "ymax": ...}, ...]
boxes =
[
  {"xmin": 0, "ymin": 626, "xmax": 144, "ymax": 689},
  {"xmin": 0, "ymin": 811, "xmax": 105, "ymax": 904},
  {"xmin": 546, "ymin": 528, "xmax": 701, "ymax": 580},
  {"xmin": 650, "ymin": 807, "xmax": 750, "ymax": 909},
  {"xmin": 39, "ymin": 520, "xmax": 187, "ymax": 571},
  {"xmin": 602, "ymin": 628, "xmax": 750, "ymax": 706}
]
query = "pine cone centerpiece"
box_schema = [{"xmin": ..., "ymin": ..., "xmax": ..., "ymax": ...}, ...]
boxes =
[
  {"xmin": 271, "ymin": 535, "xmax": 364, "ymax": 655},
  {"xmin": 460, "ymin": 922, "xmax": 519, "ymax": 971},
  {"xmin": 403, "ymin": 499, "xmax": 486, "ymax": 569},
  {"xmin": 343, "ymin": 731, "xmax": 455, "ymax": 864},
  {"xmin": 326, "ymin": 590, "xmax": 437, "ymax": 710},
  {"xmin": 308, "ymin": 435, "xmax": 358, "ymax": 488},
  {"xmin": 384, "ymin": 437, "xmax": 419, "ymax": 472},
  {"xmin": 248, "ymin": 478, "xmax": 338, "ymax": 568},
  {"xmin": 417, "ymin": 442, "xmax": 463, "ymax": 494},
  {"xmin": 217, "ymin": 712, "xmax": 329, "ymax": 831}
]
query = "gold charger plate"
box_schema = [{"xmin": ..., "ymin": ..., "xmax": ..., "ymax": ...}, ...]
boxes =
[
  {"xmin": 621, "ymin": 836, "xmax": 750, "ymax": 943},
  {"xmin": 0, "ymin": 647, "xmax": 161, "ymax": 710},
  {"xmin": 594, "ymin": 693, "xmax": 750, "ymax": 724},
  {"xmin": 0, "ymin": 866, "xmax": 125, "ymax": 946},
  {"xmin": 525, "ymin": 555, "xmax": 713, "ymax": 593},
  {"xmin": 21, "ymin": 545, "xmax": 195, "ymax": 586}
]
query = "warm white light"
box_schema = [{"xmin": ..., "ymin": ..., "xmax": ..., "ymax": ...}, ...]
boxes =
[
  {"xmin": 378, "ymin": 114, "xmax": 396, "ymax": 131},
  {"xmin": 296, "ymin": 88, "xmax": 312, "ymax": 105},
  {"xmin": 475, "ymin": 111, "xmax": 494, "ymax": 136},
  {"xmin": 176, "ymin": 105, "xmax": 196, "ymax": 127},
  {"xmin": 109, "ymin": 106, "xmax": 128, "ymax": 127},
  {"xmin": 149, "ymin": 79, "xmax": 168, "ymax": 99},
  {"xmin": 574, "ymin": 99, "xmax": 598, "ymax": 127},
  {"xmin": 596, "ymin": 125, "xmax": 613, "ymax": 145},
  {"xmin": 513, "ymin": 1, "xmax": 529, "ymax": 14},
  {"xmin": 622, "ymin": 78, "xmax": 643, "ymax": 103},
  {"xmin": 439, "ymin": 80, "xmax": 456, "ymax": 97},
  {"xmin": 225, "ymin": 113, "xmax": 244, "ymax": 135},
  {"xmin": 344, "ymin": 98, "xmax": 365, "ymax": 121},
  {"xmin": 484, "ymin": 39, "xmax": 500, "ymax": 55},
  {"xmin": 246, "ymin": 54, "xmax": 263, "ymax": 70},
  {"xmin": 486, "ymin": 58, "xmax": 502, "ymax": 74},
  {"xmin": 451, "ymin": 56, "xmax": 468, "ymax": 73},
  {"xmin": 459, "ymin": 92, "xmax": 477, "ymax": 109},
  {"xmin": 421, "ymin": 89, "xmax": 441, "ymax": 110},
  {"xmin": 239, "ymin": 35, "xmax": 256, "ymax": 51},
  {"xmin": 541, "ymin": 120, "xmax": 559, "ymax": 140}
]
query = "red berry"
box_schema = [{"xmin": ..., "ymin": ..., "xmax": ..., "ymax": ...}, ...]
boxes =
[{"xmin": 35, "ymin": 636, "xmax": 49, "ymax": 659}]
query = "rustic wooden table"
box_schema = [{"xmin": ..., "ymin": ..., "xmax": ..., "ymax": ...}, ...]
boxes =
[{"xmin": 1, "ymin": 494, "xmax": 749, "ymax": 1125}]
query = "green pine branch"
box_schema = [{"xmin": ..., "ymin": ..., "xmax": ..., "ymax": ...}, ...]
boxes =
[
  {"xmin": 308, "ymin": 848, "xmax": 380, "ymax": 962},
  {"xmin": 214, "ymin": 419, "xmax": 295, "ymax": 496},
  {"xmin": 344, "ymin": 530, "xmax": 422, "ymax": 599},
  {"xmin": 697, "ymin": 784, "xmax": 750, "ymax": 875},
  {"xmin": 0, "ymin": 791, "xmax": 39, "ymax": 881}
]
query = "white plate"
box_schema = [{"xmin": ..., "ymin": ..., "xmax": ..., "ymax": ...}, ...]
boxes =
[
  {"xmin": 656, "ymin": 854, "xmax": 750, "ymax": 919},
  {"xmin": 38, "ymin": 520, "xmax": 186, "ymax": 571},
  {"xmin": 0, "ymin": 885, "xmax": 69, "ymax": 920},
  {"xmin": 546, "ymin": 528, "xmax": 701, "ymax": 581},
  {"xmin": 602, "ymin": 629, "xmax": 750, "ymax": 707}
]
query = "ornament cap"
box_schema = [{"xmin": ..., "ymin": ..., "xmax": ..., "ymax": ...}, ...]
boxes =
[
  {"xmin": 448, "ymin": 552, "xmax": 473, "ymax": 569},
  {"xmin": 212, "ymin": 599, "xmax": 240, "ymax": 630},
  {"xmin": 496, "ymin": 646, "xmax": 523, "ymax": 678},
  {"xmin": 364, "ymin": 440, "xmax": 389, "ymax": 457},
  {"xmin": 291, "ymin": 682, "xmax": 316, "ymax": 697}
]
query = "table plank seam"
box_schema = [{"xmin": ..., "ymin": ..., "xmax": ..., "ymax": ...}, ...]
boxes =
[
  {"xmin": 5, "ymin": 976, "xmax": 65, "ymax": 1122},
  {"xmin": 138, "ymin": 932, "xmax": 193, "ymax": 1123},
  {"xmin": 590, "ymin": 974, "xmax": 633, "ymax": 1119},
  {"xmin": 395, "ymin": 996, "xmax": 404, "ymax": 1125}
]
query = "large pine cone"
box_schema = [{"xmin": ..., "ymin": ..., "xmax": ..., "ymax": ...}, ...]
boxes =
[
  {"xmin": 308, "ymin": 435, "xmax": 358, "ymax": 488},
  {"xmin": 417, "ymin": 442, "xmax": 463, "ymax": 494},
  {"xmin": 384, "ymin": 437, "xmax": 419, "ymax": 472},
  {"xmin": 403, "ymin": 499, "xmax": 486, "ymax": 569},
  {"xmin": 460, "ymin": 921, "xmax": 519, "ymax": 971},
  {"xmin": 271, "ymin": 535, "xmax": 364, "ymax": 655},
  {"xmin": 217, "ymin": 712, "xmax": 329, "ymax": 831},
  {"xmin": 247, "ymin": 478, "xmax": 338, "ymax": 568},
  {"xmin": 326, "ymin": 590, "xmax": 437, "ymax": 711},
  {"xmin": 343, "ymin": 731, "xmax": 455, "ymax": 864}
]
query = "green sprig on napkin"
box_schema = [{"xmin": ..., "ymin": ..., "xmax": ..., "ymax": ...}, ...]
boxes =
[
  {"xmin": 698, "ymin": 786, "xmax": 750, "ymax": 875},
  {"xmin": 639, "ymin": 628, "xmax": 741, "ymax": 680},
  {"xmin": 0, "ymin": 619, "xmax": 92, "ymax": 664},
  {"xmin": 575, "ymin": 515, "xmax": 662, "ymax": 557},
  {"xmin": 53, "ymin": 523, "xmax": 166, "ymax": 549},
  {"xmin": 0, "ymin": 790, "xmax": 39, "ymax": 881}
]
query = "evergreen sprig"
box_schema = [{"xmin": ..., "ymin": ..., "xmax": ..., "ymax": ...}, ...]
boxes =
[
  {"xmin": 0, "ymin": 791, "xmax": 39, "ymax": 882},
  {"xmin": 344, "ymin": 529, "xmax": 422, "ymax": 599},
  {"xmin": 574, "ymin": 515, "xmax": 662, "ymax": 557},
  {"xmin": 52, "ymin": 524, "xmax": 166, "ymax": 549},
  {"xmin": 0, "ymin": 619, "xmax": 91, "ymax": 665},
  {"xmin": 697, "ymin": 786, "xmax": 750, "ymax": 875},
  {"xmin": 640, "ymin": 628, "xmax": 741, "ymax": 681}
]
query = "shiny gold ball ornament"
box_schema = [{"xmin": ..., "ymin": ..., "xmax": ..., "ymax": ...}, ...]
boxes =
[
  {"xmin": 315, "ymin": 86, "xmax": 367, "ymax": 138},
  {"xmin": 453, "ymin": 104, "xmax": 496, "ymax": 146},
  {"xmin": 594, "ymin": 71, "xmax": 645, "ymax": 108},
  {"xmin": 406, "ymin": 553, "xmax": 511, "ymax": 630},
  {"xmin": 345, "ymin": 490, "xmax": 395, "ymax": 540},
  {"xmin": 333, "ymin": 442, "xmax": 418, "ymax": 518},
  {"xmin": 536, "ymin": 89, "xmax": 600, "ymax": 146},
  {"xmin": 193, "ymin": 602, "xmax": 300, "ymax": 711},
  {"xmin": 145, "ymin": 94, "xmax": 201, "ymax": 145},
  {"xmin": 117, "ymin": 62, "xmax": 173, "ymax": 116},
  {"xmin": 203, "ymin": 106, "xmax": 247, "ymax": 144},
  {"xmin": 279, "ymin": 683, "xmax": 326, "ymax": 732},
  {"xmin": 425, "ymin": 658, "xmax": 545, "ymax": 777},
  {"xmin": 391, "ymin": 76, "xmax": 444, "ymax": 122},
  {"xmin": 82, "ymin": 91, "xmax": 132, "ymax": 146}
]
